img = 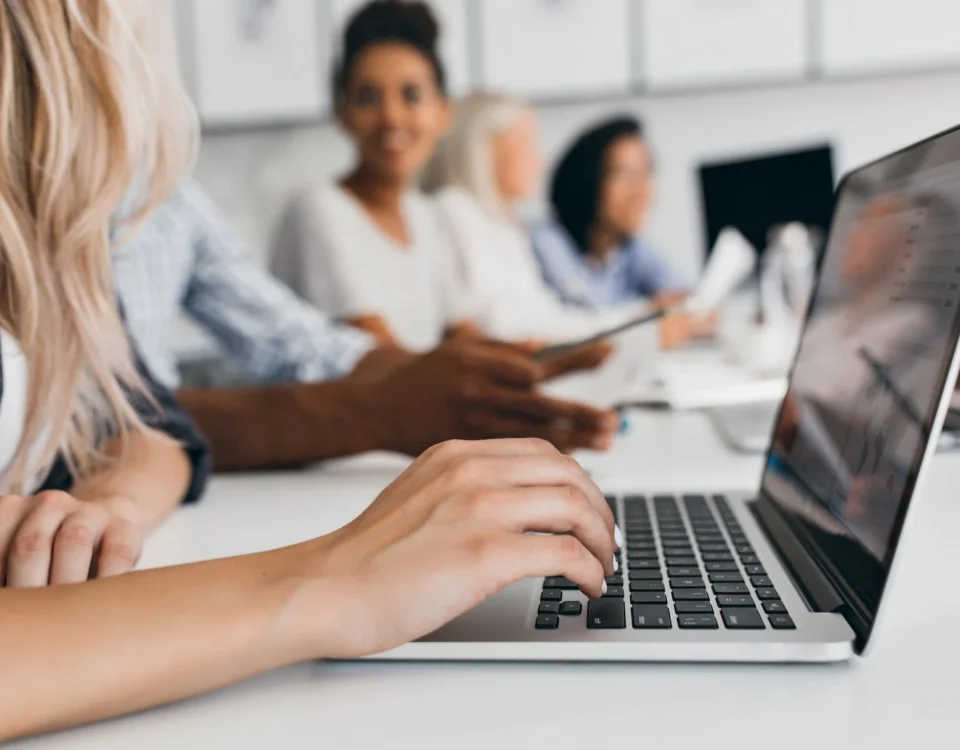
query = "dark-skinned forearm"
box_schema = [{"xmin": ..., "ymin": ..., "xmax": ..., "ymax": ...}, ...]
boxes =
[{"xmin": 177, "ymin": 380, "xmax": 397, "ymax": 472}]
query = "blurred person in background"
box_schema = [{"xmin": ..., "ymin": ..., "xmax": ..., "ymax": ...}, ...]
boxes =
[
  {"xmin": 117, "ymin": 1, "xmax": 622, "ymax": 469},
  {"xmin": 532, "ymin": 116, "xmax": 684, "ymax": 306},
  {"xmin": 0, "ymin": 2, "xmax": 618, "ymax": 739},
  {"xmin": 532, "ymin": 117, "xmax": 707, "ymax": 348},
  {"xmin": 272, "ymin": 0, "xmax": 471, "ymax": 352},
  {"xmin": 423, "ymin": 91, "xmax": 646, "ymax": 344}
]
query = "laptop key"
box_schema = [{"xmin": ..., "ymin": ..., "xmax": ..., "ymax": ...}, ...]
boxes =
[
  {"xmin": 670, "ymin": 578, "xmax": 706, "ymax": 588},
  {"xmin": 603, "ymin": 586, "xmax": 625, "ymax": 598},
  {"xmin": 668, "ymin": 567, "xmax": 700, "ymax": 577},
  {"xmin": 756, "ymin": 588, "xmax": 780, "ymax": 600},
  {"xmin": 628, "ymin": 550, "xmax": 659, "ymax": 560},
  {"xmin": 629, "ymin": 562, "xmax": 662, "ymax": 573},
  {"xmin": 717, "ymin": 595, "xmax": 755, "ymax": 607},
  {"xmin": 695, "ymin": 535, "xmax": 726, "ymax": 544},
  {"xmin": 735, "ymin": 546, "xmax": 755, "ymax": 556},
  {"xmin": 630, "ymin": 581, "xmax": 665, "ymax": 592},
  {"xmin": 722, "ymin": 608, "xmax": 765, "ymax": 630},
  {"xmin": 678, "ymin": 614, "xmax": 719, "ymax": 629},
  {"xmin": 770, "ymin": 614, "xmax": 796, "ymax": 630},
  {"xmin": 628, "ymin": 541, "xmax": 657, "ymax": 550},
  {"xmin": 666, "ymin": 557, "xmax": 698, "ymax": 567},
  {"xmin": 713, "ymin": 583, "xmax": 749, "ymax": 595},
  {"xmin": 535, "ymin": 614, "xmax": 560, "ymax": 629},
  {"xmin": 559, "ymin": 601, "xmax": 582, "ymax": 616},
  {"xmin": 541, "ymin": 590, "xmax": 563, "ymax": 601},
  {"xmin": 587, "ymin": 599, "xmax": 626, "ymax": 629},
  {"xmin": 701, "ymin": 552, "xmax": 734, "ymax": 562},
  {"xmin": 675, "ymin": 601, "xmax": 714, "ymax": 614},
  {"xmin": 632, "ymin": 605, "xmax": 672, "ymax": 629},
  {"xmin": 543, "ymin": 577, "xmax": 578, "ymax": 590},
  {"xmin": 745, "ymin": 565, "xmax": 767, "ymax": 576},
  {"xmin": 673, "ymin": 589, "xmax": 710, "ymax": 601},
  {"xmin": 539, "ymin": 601, "xmax": 561, "ymax": 614},
  {"xmin": 698, "ymin": 543, "xmax": 730, "ymax": 552},
  {"xmin": 631, "ymin": 570, "xmax": 664, "ymax": 580},
  {"xmin": 763, "ymin": 601, "xmax": 788, "ymax": 614},
  {"xmin": 709, "ymin": 572, "xmax": 743, "ymax": 583},
  {"xmin": 741, "ymin": 555, "xmax": 761, "ymax": 565},
  {"xmin": 706, "ymin": 562, "xmax": 739, "ymax": 572},
  {"xmin": 751, "ymin": 576, "xmax": 774, "ymax": 588},
  {"xmin": 605, "ymin": 575, "xmax": 623, "ymax": 586},
  {"xmin": 631, "ymin": 592, "xmax": 667, "ymax": 604}
]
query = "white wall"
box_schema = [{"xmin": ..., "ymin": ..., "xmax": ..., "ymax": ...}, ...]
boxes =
[{"xmin": 194, "ymin": 69, "xmax": 960, "ymax": 282}]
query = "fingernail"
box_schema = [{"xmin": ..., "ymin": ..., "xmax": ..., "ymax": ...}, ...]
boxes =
[
  {"xmin": 613, "ymin": 556, "xmax": 619, "ymax": 572},
  {"xmin": 602, "ymin": 580, "xmax": 608, "ymax": 594},
  {"xmin": 614, "ymin": 524, "xmax": 624, "ymax": 549}
]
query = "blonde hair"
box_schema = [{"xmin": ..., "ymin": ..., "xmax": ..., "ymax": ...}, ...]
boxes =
[
  {"xmin": 0, "ymin": 0, "xmax": 196, "ymax": 491},
  {"xmin": 422, "ymin": 91, "xmax": 531, "ymax": 218}
]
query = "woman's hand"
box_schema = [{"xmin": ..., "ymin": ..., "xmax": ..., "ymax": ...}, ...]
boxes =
[
  {"xmin": 0, "ymin": 492, "xmax": 144, "ymax": 587},
  {"xmin": 280, "ymin": 438, "xmax": 617, "ymax": 660}
]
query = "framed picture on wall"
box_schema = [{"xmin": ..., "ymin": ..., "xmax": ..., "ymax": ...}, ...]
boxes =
[{"xmin": 176, "ymin": 0, "xmax": 331, "ymax": 129}]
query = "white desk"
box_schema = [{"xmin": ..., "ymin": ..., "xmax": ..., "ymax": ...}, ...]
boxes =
[{"xmin": 17, "ymin": 411, "xmax": 960, "ymax": 749}]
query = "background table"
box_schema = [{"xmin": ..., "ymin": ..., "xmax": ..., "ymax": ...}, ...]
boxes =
[{"xmin": 16, "ymin": 410, "xmax": 960, "ymax": 749}]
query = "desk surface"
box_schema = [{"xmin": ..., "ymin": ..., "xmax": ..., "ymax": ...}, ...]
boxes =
[{"xmin": 17, "ymin": 411, "xmax": 960, "ymax": 749}]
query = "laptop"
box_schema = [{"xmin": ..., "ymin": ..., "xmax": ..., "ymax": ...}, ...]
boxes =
[
  {"xmin": 699, "ymin": 143, "xmax": 835, "ymax": 266},
  {"xmin": 708, "ymin": 400, "xmax": 960, "ymax": 454},
  {"xmin": 372, "ymin": 125, "xmax": 960, "ymax": 663}
]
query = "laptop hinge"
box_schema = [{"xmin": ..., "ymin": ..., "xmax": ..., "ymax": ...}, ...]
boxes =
[{"xmin": 750, "ymin": 497, "xmax": 846, "ymax": 614}]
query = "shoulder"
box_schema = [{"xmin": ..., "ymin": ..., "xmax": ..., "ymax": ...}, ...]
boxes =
[
  {"xmin": 432, "ymin": 186, "xmax": 480, "ymax": 217},
  {"xmin": 530, "ymin": 220, "xmax": 577, "ymax": 258},
  {"xmin": 287, "ymin": 182, "xmax": 348, "ymax": 219},
  {"xmin": 282, "ymin": 183, "xmax": 359, "ymax": 243}
]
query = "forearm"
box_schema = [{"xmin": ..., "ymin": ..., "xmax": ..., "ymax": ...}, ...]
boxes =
[
  {"xmin": 0, "ymin": 547, "xmax": 313, "ymax": 741},
  {"xmin": 70, "ymin": 431, "xmax": 191, "ymax": 531},
  {"xmin": 177, "ymin": 379, "xmax": 395, "ymax": 472}
]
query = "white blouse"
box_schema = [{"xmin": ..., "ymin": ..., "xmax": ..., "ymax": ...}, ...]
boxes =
[
  {"xmin": 432, "ymin": 187, "xmax": 640, "ymax": 344},
  {"xmin": 272, "ymin": 183, "xmax": 471, "ymax": 352},
  {"xmin": 0, "ymin": 330, "xmax": 30, "ymax": 494}
]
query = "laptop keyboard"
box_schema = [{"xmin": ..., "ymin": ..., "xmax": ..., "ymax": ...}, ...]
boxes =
[{"xmin": 536, "ymin": 494, "xmax": 797, "ymax": 632}]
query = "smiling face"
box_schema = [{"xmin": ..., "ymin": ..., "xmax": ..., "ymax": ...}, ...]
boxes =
[
  {"xmin": 595, "ymin": 134, "xmax": 655, "ymax": 238},
  {"xmin": 337, "ymin": 42, "xmax": 451, "ymax": 185}
]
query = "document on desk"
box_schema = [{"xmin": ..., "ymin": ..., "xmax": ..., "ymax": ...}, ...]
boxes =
[{"xmin": 543, "ymin": 338, "xmax": 787, "ymax": 411}]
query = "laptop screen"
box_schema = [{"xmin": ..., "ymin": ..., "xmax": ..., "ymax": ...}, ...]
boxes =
[
  {"xmin": 761, "ymin": 126, "xmax": 960, "ymax": 645},
  {"xmin": 699, "ymin": 144, "xmax": 835, "ymax": 261}
]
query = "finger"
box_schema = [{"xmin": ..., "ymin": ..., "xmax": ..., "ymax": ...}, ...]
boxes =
[
  {"xmin": 463, "ymin": 409, "xmax": 612, "ymax": 452},
  {"xmin": 479, "ymin": 486, "xmax": 616, "ymax": 576},
  {"xmin": 495, "ymin": 532, "xmax": 606, "ymax": 599},
  {"xmin": 445, "ymin": 453, "xmax": 616, "ymax": 541},
  {"xmin": 6, "ymin": 503, "xmax": 68, "ymax": 588},
  {"xmin": 0, "ymin": 495, "xmax": 28, "ymax": 586},
  {"xmin": 454, "ymin": 343, "xmax": 541, "ymax": 389},
  {"xmin": 50, "ymin": 508, "xmax": 111, "ymax": 585},
  {"xmin": 94, "ymin": 519, "xmax": 143, "ymax": 578},
  {"xmin": 470, "ymin": 385, "xmax": 619, "ymax": 432},
  {"xmin": 400, "ymin": 438, "xmax": 563, "ymax": 499},
  {"xmin": 539, "ymin": 341, "xmax": 615, "ymax": 380}
]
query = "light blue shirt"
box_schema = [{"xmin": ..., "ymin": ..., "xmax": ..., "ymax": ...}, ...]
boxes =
[
  {"xmin": 113, "ymin": 181, "xmax": 375, "ymax": 389},
  {"xmin": 530, "ymin": 221, "xmax": 686, "ymax": 309}
]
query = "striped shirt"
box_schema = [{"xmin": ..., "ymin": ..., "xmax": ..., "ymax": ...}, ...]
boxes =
[{"xmin": 113, "ymin": 181, "xmax": 375, "ymax": 389}]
